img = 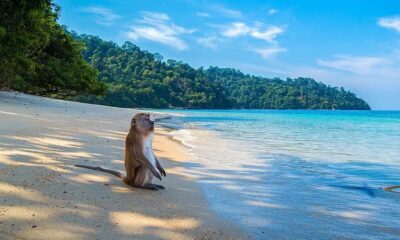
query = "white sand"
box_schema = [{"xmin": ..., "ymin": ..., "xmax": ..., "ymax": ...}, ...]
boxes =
[{"xmin": 0, "ymin": 91, "xmax": 247, "ymax": 240}]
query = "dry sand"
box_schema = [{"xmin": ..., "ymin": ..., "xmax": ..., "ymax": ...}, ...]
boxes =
[{"xmin": 0, "ymin": 91, "xmax": 248, "ymax": 240}]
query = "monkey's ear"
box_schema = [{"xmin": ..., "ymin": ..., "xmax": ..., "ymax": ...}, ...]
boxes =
[{"xmin": 131, "ymin": 118, "xmax": 136, "ymax": 127}]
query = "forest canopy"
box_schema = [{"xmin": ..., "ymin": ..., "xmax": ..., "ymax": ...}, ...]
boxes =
[{"xmin": 72, "ymin": 33, "xmax": 370, "ymax": 110}]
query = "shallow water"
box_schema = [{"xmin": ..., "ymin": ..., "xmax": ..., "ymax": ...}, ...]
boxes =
[{"xmin": 155, "ymin": 110, "xmax": 400, "ymax": 239}]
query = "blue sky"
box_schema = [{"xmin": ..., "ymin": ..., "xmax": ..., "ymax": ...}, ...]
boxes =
[{"xmin": 55, "ymin": 0, "xmax": 400, "ymax": 110}]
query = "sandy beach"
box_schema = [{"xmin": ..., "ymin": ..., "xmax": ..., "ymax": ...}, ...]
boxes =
[{"xmin": 0, "ymin": 91, "xmax": 247, "ymax": 240}]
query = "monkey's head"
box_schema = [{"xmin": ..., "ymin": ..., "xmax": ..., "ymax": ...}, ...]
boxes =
[{"xmin": 131, "ymin": 113, "xmax": 154, "ymax": 134}]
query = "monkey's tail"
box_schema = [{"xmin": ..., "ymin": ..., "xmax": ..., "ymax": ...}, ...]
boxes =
[{"xmin": 75, "ymin": 164, "xmax": 123, "ymax": 178}]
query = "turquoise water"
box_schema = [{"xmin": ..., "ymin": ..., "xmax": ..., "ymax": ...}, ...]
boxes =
[{"xmin": 156, "ymin": 110, "xmax": 400, "ymax": 239}]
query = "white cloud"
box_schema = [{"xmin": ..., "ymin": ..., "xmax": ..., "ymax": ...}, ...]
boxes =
[
  {"xmin": 378, "ymin": 16, "xmax": 400, "ymax": 33},
  {"xmin": 196, "ymin": 12, "xmax": 210, "ymax": 18},
  {"xmin": 210, "ymin": 5, "xmax": 242, "ymax": 18},
  {"xmin": 140, "ymin": 11, "xmax": 170, "ymax": 22},
  {"xmin": 268, "ymin": 9, "xmax": 278, "ymax": 15},
  {"xmin": 197, "ymin": 36, "xmax": 224, "ymax": 49},
  {"xmin": 251, "ymin": 26, "xmax": 284, "ymax": 43},
  {"xmin": 220, "ymin": 22, "xmax": 286, "ymax": 59},
  {"xmin": 221, "ymin": 22, "xmax": 251, "ymax": 37},
  {"xmin": 127, "ymin": 12, "xmax": 195, "ymax": 51},
  {"xmin": 221, "ymin": 22, "xmax": 284, "ymax": 44},
  {"xmin": 251, "ymin": 46, "xmax": 287, "ymax": 59},
  {"xmin": 82, "ymin": 7, "xmax": 121, "ymax": 26},
  {"xmin": 317, "ymin": 55, "xmax": 389, "ymax": 74}
]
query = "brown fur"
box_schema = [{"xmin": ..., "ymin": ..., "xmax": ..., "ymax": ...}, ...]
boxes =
[{"xmin": 75, "ymin": 113, "xmax": 166, "ymax": 190}]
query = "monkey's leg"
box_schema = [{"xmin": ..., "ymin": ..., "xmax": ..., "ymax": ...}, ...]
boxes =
[
  {"xmin": 122, "ymin": 166, "xmax": 135, "ymax": 186},
  {"xmin": 132, "ymin": 167, "xmax": 158, "ymax": 190}
]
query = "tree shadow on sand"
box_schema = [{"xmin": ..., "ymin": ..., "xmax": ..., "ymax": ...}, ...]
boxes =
[{"xmin": 0, "ymin": 106, "xmax": 243, "ymax": 240}]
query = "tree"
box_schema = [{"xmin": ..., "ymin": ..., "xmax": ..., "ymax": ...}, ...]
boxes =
[{"xmin": 0, "ymin": 0, "xmax": 105, "ymax": 94}]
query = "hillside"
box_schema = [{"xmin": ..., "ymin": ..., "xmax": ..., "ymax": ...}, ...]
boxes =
[{"xmin": 72, "ymin": 33, "xmax": 370, "ymax": 110}]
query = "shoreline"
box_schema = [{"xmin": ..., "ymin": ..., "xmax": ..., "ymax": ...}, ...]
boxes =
[{"xmin": 0, "ymin": 91, "xmax": 248, "ymax": 240}]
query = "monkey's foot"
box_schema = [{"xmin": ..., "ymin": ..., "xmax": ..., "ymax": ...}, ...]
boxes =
[
  {"xmin": 139, "ymin": 184, "xmax": 160, "ymax": 191},
  {"xmin": 151, "ymin": 184, "xmax": 165, "ymax": 189}
]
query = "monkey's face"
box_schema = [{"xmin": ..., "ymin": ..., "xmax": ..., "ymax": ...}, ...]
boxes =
[{"xmin": 132, "ymin": 113, "xmax": 154, "ymax": 134}]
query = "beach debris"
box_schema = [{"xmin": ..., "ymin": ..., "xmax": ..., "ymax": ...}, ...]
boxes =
[
  {"xmin": 329, "ymin": 184, "xmax": 376, "ymax": 197},
  {"xmin": 384, "ymin": 185, "xmax": 400, "ymax": 193}
]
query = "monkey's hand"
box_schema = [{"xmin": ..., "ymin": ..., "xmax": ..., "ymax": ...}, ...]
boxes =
[
  {"xmin": 150, "ymin": 167, "xmax": 162, "ymax": 181},
  {"xmin": 155, "ymin": 157, "xmax": 166, "ymax": 177},
  {"xmin": 158, "ymin": 166, "xmax": 166, "ymax": 177},
  {"xmin": 136, "ymin": 153, "xmax": 162, "ymax": 181},
  {"xmin": 140, "ymin": 160, "xmax": 161, "ymax": 180}
]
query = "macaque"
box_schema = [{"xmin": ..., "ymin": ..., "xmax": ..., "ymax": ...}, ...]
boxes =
[{"xmin": 75, "ymin": 113, "xmax": 166, "ymax": 190}]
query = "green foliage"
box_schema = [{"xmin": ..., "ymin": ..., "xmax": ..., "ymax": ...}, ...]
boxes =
[
  {"xmin": 72, "ymin": 33, "xmax": 230, "ymax": 108},
  {"xmin": 0, "ymin": 0, "xmax": 105, "ymax": 95},
  {"xmin": 73, "ymin": 33, "xmax": 370, "ymax": 110},
  {"xmin": 205, "ymin": 67, "xmax": 370, "ymax": 110}
]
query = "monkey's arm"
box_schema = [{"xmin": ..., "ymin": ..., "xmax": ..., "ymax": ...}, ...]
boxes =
[
  {"xmin": 133, "ymin": 145, "xmax": 162, "ymax": 180},
  {"xmin": 155, "ymin": 157, "xmax": 166, "ymax": 177}
]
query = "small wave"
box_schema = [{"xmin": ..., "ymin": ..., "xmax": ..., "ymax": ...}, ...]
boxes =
[{"xmin": 168, "ymin": 129, "xmax": 196, "ymax": 149}]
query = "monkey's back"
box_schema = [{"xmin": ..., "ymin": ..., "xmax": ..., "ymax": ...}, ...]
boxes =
[{"xmin": 125, "ymin": 128, "xmax": 142, "ymax": 167}]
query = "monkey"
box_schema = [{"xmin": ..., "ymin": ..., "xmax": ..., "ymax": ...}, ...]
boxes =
[
  {"xmin": 75, "ymin": 113, "xmax": 166, "ymax": 190},
  {"xmin": 123, "ymin": 112, "xmax": 166, "ymax": 190}
]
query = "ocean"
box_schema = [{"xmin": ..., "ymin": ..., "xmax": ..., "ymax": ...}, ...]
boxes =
[{"xmin": 155, "ymin": 110, "xmax": 400, "ymax": 239}]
